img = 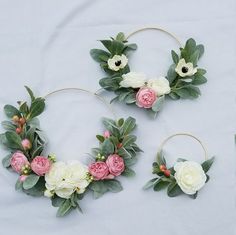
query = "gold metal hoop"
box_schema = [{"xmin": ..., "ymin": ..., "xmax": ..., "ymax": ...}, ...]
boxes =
[
  {"xmin": 126, "ymin": 26, "xmax": 182, "ymax": 47},
  {"xmin": 157, "ymin": 133, "xmax": 208, "ymax": 161},
  {"xmin": 44, "ymin": 87, "xmax": 117, "ymax": 119}
]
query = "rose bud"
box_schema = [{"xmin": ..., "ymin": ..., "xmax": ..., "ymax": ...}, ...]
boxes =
[
  {"xmin": 19, "ymin": 175, "xmax": 28, "ymax": 182},
  {"xmin": 21, "ymin": 139, "xmax": 32, "ymax": 150},
  {"xmin": 117, "ymin": 143, "xmax": 123, "ymax": 149},
  {"xmin": 19, "ymin": 117, "xmax": 26, "ymax": 125},
  {"xmin": 104, "ymin": 130, "xmax": 111, "ymax": 138},
  {"xmin": 159, "ymin": 164, "xmax": 167, "ymax": 172},
  {"xmin": 164, "ymin": 170, "xmax": 171, "ymax": 177},
  {"xmin": 16, "ymin": 127, "xmax": 22, "ymax": 134}
]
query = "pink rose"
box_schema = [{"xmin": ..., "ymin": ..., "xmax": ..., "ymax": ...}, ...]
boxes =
[
  {"xmin": 106, "ymin": 154, "xmax": 125, "ymax": 176},
  {"xmin": 19, "ymin": 175, "xmax": 27, "ymax": 182},
  {"xmin": 89, "ymin": 161, "xmax": 110, "ymax": 180},
  {"xmin": 136, "ymin": 88, "xmax": 157, "ymax": 109},
  {"xmin": 104, "ymin": 130, "xmax": 111, "ymax": 138},
  {"xmin": 21, "ymin": 139, "xmax": 32, "ymax": 150},
  {"xmin": 31, "ymin": 156, "xmax": 51, "ymax": 176},
  {"xmin": 10, "ymin": 152, "xmax": 29, "ymax": 174}
]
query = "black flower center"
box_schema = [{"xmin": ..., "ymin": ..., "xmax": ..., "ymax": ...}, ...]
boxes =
[
  {"xmin": 181, "ymin": 66, "xmax": 188, "ymax": 73},
  {"xmin": 115, "ymin": 60, "xmax": 122, "ymax": 66}
]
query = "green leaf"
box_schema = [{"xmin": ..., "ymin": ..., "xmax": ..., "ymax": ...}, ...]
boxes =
[
  {"xmin": 32, "ymin": 145, "xmax": 44, "ymax": 158},
  {"xmin": 89, "ymin": 181, "xmax": 108, "ymax": 198},
  {"xmin": 153, "ymin": 180, "xmax": 170, "ymax": 191},
  {"xmin": 4, "ymin": 105, "xmax": 20, "ymax": 118},
  {"xmin": 143, "ymin": 178, "xmax": 159, "ymax": 190},
  {"xmin": 196, "ymin": 44, "xmax": 204, "ymax": 59},
  {"xmin": 116, "ymin": 32, "xmax": 125, "ymax": 42},
  {"xmin": 152, "ymin": 95, "xmax": 165, "ymax": 112},
  {"xmin": 189, "ymin": 50, "xmax": 200, "ymax": 66},
  {"xmin": 25, "ymin": 86, "xmax": 35, "ymax": 101},
  {"xmin": 5, "ymin": 131, "xmax": 23, "ymax": 149},
  {"xmin": 171, "ymin": 50, "xmax": 179, "ymax": 64},
  {"xmin": 52, "ymin": 196, "xmax": 66, "ymax": 207},
  {"xmin": 122, "ymin": 135, "xmax": 137, "ymax": 147},
  {"xmin": 104, "ymin": 179, "xmax": 123, "ymax": 192},
  {"xmin": 167, "ymin": 182, "xmax": 183, "ymax": 197},
  {"xmin": 19, "ymin": 101, "xmax": 29, "ymax": 114},
  {"xmin": 124, "ymin": 157, "xmax": 137, "ymax": 167},
  {"xmin": 100, "ymin": 40, "xmax": 113, "ymax": 52},
  {"xmin": 177, "ymin": 158, "xmax": 187, "ymax": 162},
  {"xmin": 96, "ymin": 135, "xmax": 105, "ymax": 143},
  {"xmin": 185, "ymin": 38, "xmax": 196, "ymax": 54},
  {"xmin": 28, "ymin": 97, "xmax": 45, "ymax": 120},
  {"xmin": 117, "ymin": 118, "xmax": 124, "ymax": 127},
  {"xmin": 192, "ymin": 70, "xmax": 207, "ymax": 85},
  {"xmin": 122, "ymin": 167, "xmax": 136, "ymax": 177},
  {"xmin": 201, "ymin": 156, "xmax": 215, "ymax": 173},
  {"xmin": 167, "ymin": 64, "xmax": 177, "ymax": 84},
  {"xmin": 90, "ymin": 49, "xmax": 111, "ymax": 63},
  {"xmin": 2, "ymin": 154, "xmax": 12, "ymax": 168},
  {"xmin": 121, "ymin": 117, "xmax": 136, "ymax": 136},
  {"xmin": 174, "ymin": 86, "xmax": 201, "ymax": 99},
  {"xmin": 15, "ymin": 179, "xmax": 23, "ymax": 191},
  {"xmin": 23, "ymin": 174, "xmax": 40, "ymax": 190},
  {"xmin": 99, "ymin": 76, "xmax": 122, "ymax": 91},
  {"xmin": 101, "ymin": 139, "xmax": 114, "ymax": 155},
  {"xmin": 1, "ymin": 121, "xmax": 16, "ymax": 131},
  {"xmin": 56, "ymin": 199, "xmax": 72, "ymax": 217},
  {"xmin": 23, "ymin": 177, "xmax": 45, "ymax": 196}
]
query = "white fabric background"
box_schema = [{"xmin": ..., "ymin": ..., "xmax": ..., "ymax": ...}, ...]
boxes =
[{"xmin": 0, "ymin": 0, "xmax": 236, "ymax": 234}]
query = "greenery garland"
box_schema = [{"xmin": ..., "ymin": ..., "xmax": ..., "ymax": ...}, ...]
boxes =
[
  {"xmin": 90, "ymin": 32, "xmax": 207, "ymax": 117},
  {"xmin": 0, "ymin": 87, "xmax": 142, "ymax": 217}
]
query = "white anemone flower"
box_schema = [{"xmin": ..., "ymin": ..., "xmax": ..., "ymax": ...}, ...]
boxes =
[
  {"xmin": 175, "ymin": 58, "xmax": 197, "ymax": 77},
  {"xmin": 107, "ymin": 54, "xmax": 128, "ymax": 71}
]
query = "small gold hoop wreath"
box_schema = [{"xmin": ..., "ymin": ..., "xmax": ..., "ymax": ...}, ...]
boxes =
[
  {"xmin": 91, "ymin": 26, "xmax": 207, "ymax": 117},
  {"xmin": 143, "ymin": 133, "xmax": 214, "ymax": 199},
  {"xmin": 1, "ymin": 86, "xmax": 142, "ymax": 217},
  {"xmin": 157, "ymin": 133, "xmax": 208, "ymax": 161}
]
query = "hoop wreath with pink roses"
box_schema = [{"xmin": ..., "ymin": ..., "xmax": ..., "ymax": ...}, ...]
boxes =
[
  {"xmin": 90, "ymin": 27, "xmax": 207, "ymax": 117},
  {"xmin": 0, "ymin": 86, "xmax": 142, "ymax": 217}
]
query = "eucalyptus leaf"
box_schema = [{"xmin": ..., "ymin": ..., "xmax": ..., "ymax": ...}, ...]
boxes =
[
  {"xmin": 201, "ymin": 156, "xmax": 215, "ymax": 173},
  {"xmin": 122, "ymin": 135, "xmax": 137, "ymax": 147},
  {"xmin": 90, "ymin": 49, "xmax": 111, "ymax": 63},
  {"xmin": 153, "ymin": 180, "xmax": 169, "ymax": 191},
  {"xmin": 56, "ymin": 199, "xmax": 72, "ymax": 217},
  {"xmin": 121, "ymin": 117, "xmax": 136, "ymax": 136},
  {"xmin": 2, "ymin": 154, "xmax": 12, "ymax": 168},
  {"xmin": 143, "ymin": 178, "xmax": 159, "ymax": 190},
  {"xmin": 167, "ymin": 182, "xmax": 183, "ymax": 197},
  {"xmin": 104, "ymin": 179, "xmax": 123, "ymax": 193},
  {"xmin": 121, "ymin": 167, "xmax": 136, "ymax": 177},
  {"xmin": 152, "ymin": 96, "xmax": 165, "ymax": 112},
  {"xmin": 25, "ymin": 86, "xmax": 35, "ymax": 101},
  {"xmin": 5, "ymin": 131, "xmax": 23, "ymax": 150},
  {"xmin": 4, "ymin": 105, "xmax": 20, "ymax": 118},
  {"xmin": 1, "ymin": 121, "xmax": 16, "ymax": 131},
  {"xmin": 171, "ymin": 50, "xmax": 179, "ymax": 64},
  {"xmin": 23, "ymin": 174, "xmax": 40, "ymax": 190},
  {"xmin": 28, "ymin": 97, "xmax": 45, "ymax": 120}
]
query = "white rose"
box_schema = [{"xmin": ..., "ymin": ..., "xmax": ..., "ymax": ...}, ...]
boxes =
[
  {"xmin": 174, "ymin": 161, "xmax": 207, "ymax": 195},
  {"xmin": 45, "ymin": 161, "xmax": 90, "ymax": 199},
  {"xmin": 175, "ymin": 58, "xmax": 197, "ymax": 77},
  {"xmin": 147, "ymin": 77, "xmax": 171, "ymax": 96},
  {"xmin": 120, "ymin": 72, "xmax": 147, "ymax": 88},
  {"xmin": 107, "ymin": 54, "xmax": 128, "ymax": 71},
  {"xmin": 45, "ymin": 162, "xmax": 67, "ymax": 191}
]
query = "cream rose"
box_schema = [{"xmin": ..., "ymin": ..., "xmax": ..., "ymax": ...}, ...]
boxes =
[
  {"xmin": 147, "ymin": 77, "xmax": 171, "ymax": 96},
  {"xmin": 45, "ymin": 161, "xmax": 90, "ymax": 199},
  {"xmin": 120, "ymin": 72, "xmax": 147, "ymax": 88},
  {"xmin": 174, "ymin": 161, "xmax": 206, "ymax": 195}
]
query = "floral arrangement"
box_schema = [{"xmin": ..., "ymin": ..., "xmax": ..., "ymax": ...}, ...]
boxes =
[
  {"xmin": 143, "ymin": 151, "xmax": 214, "ymax": 198},
  {"xmin": 0, "ymin": 87, "xmax": 142, "ymax": 217},
  {"xmin": 90, "ymin": 32, "xmax": 207, "ymax": 117}
]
